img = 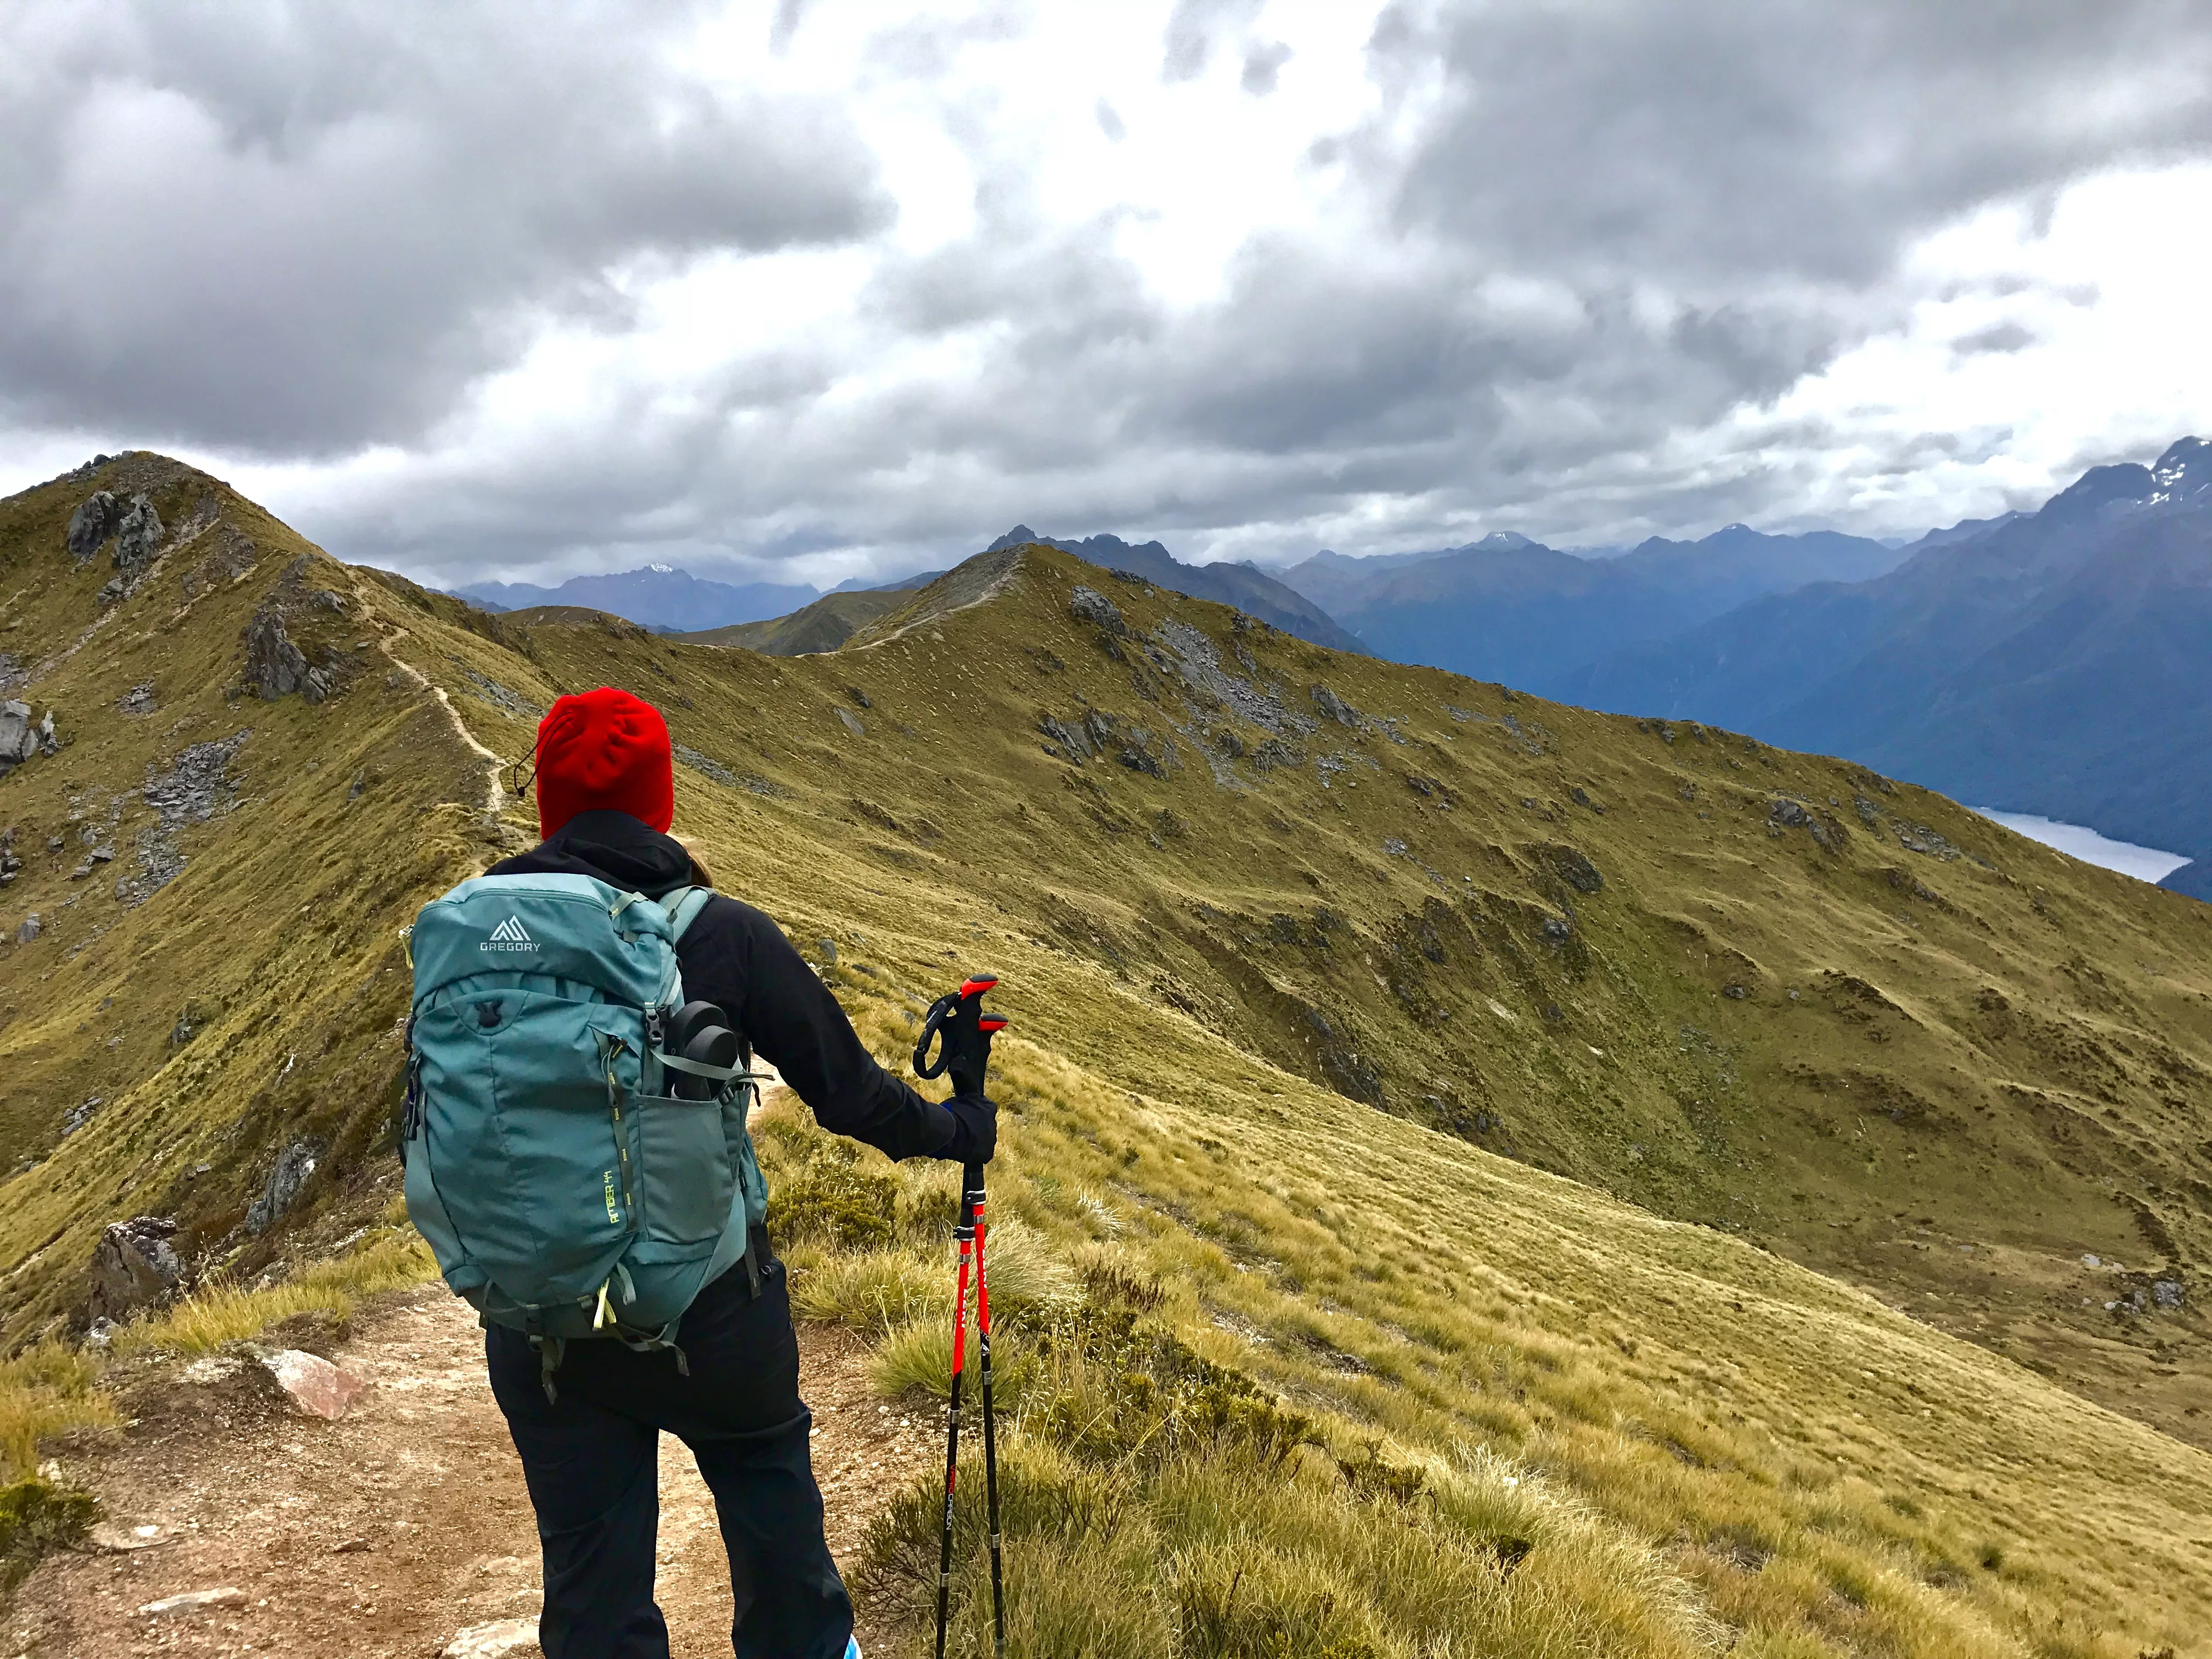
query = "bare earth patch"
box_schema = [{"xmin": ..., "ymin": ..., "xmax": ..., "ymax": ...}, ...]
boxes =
[{"xmin": 3, "ymin": 1293, "xmax": 934, "ymax": 1657}]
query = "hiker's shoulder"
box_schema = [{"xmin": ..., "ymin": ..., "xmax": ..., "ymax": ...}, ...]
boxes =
[{"xmin": 681, "ymin": 890, "xmax": 791, "ymax": 949}]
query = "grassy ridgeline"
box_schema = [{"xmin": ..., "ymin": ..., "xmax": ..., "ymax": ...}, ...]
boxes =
[
  {"xmin": 4, "ymin": 458, "xmax": 2211, "ymax": 1651},
  {"xmin": 754, "ymin": 990, "xmax": 2209, "ymax": 1658}
]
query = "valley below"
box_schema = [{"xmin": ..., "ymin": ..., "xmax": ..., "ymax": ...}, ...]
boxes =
[{"xmin": 4, "ymin": 455, "xmax": 2211, "ymax": 1657}]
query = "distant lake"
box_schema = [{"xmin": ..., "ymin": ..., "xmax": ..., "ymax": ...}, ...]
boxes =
[{"xmin": 1969, "ymin": 808, "xmax": 2191, "ymax": 885}]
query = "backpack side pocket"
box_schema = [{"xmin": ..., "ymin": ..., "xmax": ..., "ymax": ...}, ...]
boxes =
[{"xmin": 635, "ymin": 1096, "xmax": 738, "ymax": 1244}]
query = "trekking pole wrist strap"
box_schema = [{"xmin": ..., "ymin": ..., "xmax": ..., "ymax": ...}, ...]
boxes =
[{"xmin": 658, "ymin": 1053, "xmax": 754, "ymax": 1084}]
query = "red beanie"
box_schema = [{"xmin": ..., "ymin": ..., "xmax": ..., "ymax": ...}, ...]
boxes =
[{"xmin": 534, "ymin": 686, "xmax": 675, "ymax": 839}]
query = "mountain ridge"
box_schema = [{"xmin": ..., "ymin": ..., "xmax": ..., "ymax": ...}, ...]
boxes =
[
  {"xmin": 5, "ymin": 461, "xmax": 2212, "ymax": 1654},
  {"xmin": 1273, "ymin": 523, "xmax": 1908, "ymax": 696},
  {"xmin": 456, "ymin": 563, "xmax": 816, "ymax": 630},
  {"xmin": 981, "ymin": 523, "xmax": 1368, "ymax": 653},
  {"xmin": 1568, "ymin": 436, "xmax": 2212, "ymax": 860}
]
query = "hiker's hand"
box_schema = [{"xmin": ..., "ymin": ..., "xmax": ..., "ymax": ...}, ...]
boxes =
[{"xmin": 935, "ymin": 1092, "xmax": 997, "ymax": 1165}]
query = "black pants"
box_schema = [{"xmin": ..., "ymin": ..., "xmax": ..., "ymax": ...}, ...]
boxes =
[{"xmin": 486, "ymin": 1242, "xmax": 854, "ymax": 1659}]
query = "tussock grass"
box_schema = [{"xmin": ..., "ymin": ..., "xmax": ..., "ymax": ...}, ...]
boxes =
[
  {"xmin": 791, "ymin": 1248, "xmax": 950, "ymax": 1333},
  {"xmin": 758, "ymin": 991, "xmax": 2212, "ymax": 1656},
  {"xmin": 0, "ymin": 1345, "xmax": 112, "ymax": 1486},
  {"xmin": 5, "ymin": 471, "xmax": 2212, "ymax": 1652},
  {"xmin": 108, "ymin": 1233, "xmax": 436, "ymax": 1358}
]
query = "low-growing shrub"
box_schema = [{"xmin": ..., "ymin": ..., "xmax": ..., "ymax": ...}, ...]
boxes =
[
  {"xmin": 0, "ymin": 1476, "xmax": 99, "ymax": 1589},
  {"xmin": 768, "ymin": 1164, "xmax": 899, "ymax": 1251}
]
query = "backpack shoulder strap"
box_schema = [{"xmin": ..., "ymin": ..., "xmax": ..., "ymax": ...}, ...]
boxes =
[{"xmin": 662, "ymin": 885, "xmax": 717, "ymax": 944}]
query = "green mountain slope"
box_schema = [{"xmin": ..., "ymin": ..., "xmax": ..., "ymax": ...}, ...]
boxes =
[
  {"xmin": 3, "ymin": 458, "xmax": 2210, "ymax": 1655},
  {"xmin": 673, "ymin": 589, "xmax": 906, "ymax": 655}
]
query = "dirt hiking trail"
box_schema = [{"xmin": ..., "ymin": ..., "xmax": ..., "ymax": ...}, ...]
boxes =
[{"xmin": 4, "ymin": 1294, "xmax": 936, "ymax": 1657}]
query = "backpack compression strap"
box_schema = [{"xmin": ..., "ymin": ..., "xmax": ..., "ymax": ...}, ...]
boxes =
[{"xmin": 656, "ymin": 884, "xmax": 764, "ymax": 1098}]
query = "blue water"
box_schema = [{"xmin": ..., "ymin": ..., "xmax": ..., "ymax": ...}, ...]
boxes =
[{"xmin": 1968, "ymin": 808, "xmax": 2190, "ymax": 885}]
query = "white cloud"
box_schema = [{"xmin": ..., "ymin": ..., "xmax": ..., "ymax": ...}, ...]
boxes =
[{"xmin": 2, "ymin": 0, "xmax": 2209, "ymax": 585}]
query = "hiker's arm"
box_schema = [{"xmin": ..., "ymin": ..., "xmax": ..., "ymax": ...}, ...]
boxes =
[{"xmin": 733, "ymin": 913, "xmax": 957, "ymax": 1161}]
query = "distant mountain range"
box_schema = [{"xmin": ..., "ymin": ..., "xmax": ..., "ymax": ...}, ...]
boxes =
[
  {"xmin": 982, "ymin": 526, "xmax": 1365, "ymax": 652},
  {"xmin": 452, "ymin": 455, "xmax": 2212, "ymax": 888},
  {"xmin": 1566, "ymin": 437, "xmax": 2212, "ymax": 865},
  {"xmin": 1272, "ymin": 526, "xmax": 1909, "ymax": 696},
  {"xmin": 456, "ymin": 565, "xmax": 815, "ymax": 630}
]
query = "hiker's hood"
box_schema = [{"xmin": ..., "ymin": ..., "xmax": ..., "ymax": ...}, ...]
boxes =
[{"xmin": 504, "ymin": 808, "xmax": 692, "ymax": 898}]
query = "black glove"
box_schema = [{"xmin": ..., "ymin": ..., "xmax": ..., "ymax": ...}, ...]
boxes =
[{"xmin": 934, "ymin": 1092, "xmax": 997, "ymax": 1166}]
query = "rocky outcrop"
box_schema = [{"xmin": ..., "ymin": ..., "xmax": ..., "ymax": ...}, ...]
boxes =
[
  {"xmin": 1069, "ymin": 585, "xmax": 1126, "ymax": 634},
  {"xmin": 67, "ymin": 489, "xmax": 163, "ymax": 580},
  {"xmin": 114, "ymin": 496, "xmax": 163, "ymax": 572},
  {"xmin": 1, "ymin": 699, "xmax": 58, "ymax": 777},
  {"xmin": 66, "ymin": 491, "xmax": 126, "ymax": 563},
  {"xmin": 242, "ymin": 607, "xmax": 328, "ymax": 702},
  {"xmin": 89, "ymin": 1215, "xmax": 187, "ymax": 1321},
  {"xmin": 246, "ymin": 1137, "xmax": 325, "ymax": 1233}
]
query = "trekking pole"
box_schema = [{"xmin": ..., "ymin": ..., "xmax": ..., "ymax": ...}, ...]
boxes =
[{"xmin": 915, "ymin": 975, "xmax": 1008, "ymax": 1659}]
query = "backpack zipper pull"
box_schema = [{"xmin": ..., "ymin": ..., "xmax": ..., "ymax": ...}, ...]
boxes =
[{"xmin": 594, "ymin": 1280, "xmax": 614, "ymax": 1330}]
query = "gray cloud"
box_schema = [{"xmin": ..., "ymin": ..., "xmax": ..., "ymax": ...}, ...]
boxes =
[
  {"xmin": 5, "ymin": 0, "xmax": 2211, "ymax": 587},
  {"xmin": 1376, "ymin": 1, "xmax": 2212, "ymax": 287},
  {"xmin": 1163, "ymin": 0, "xmax": 1265, "ymax": 83},
  {"xmin": 0, "ymin": 1, "xmax": 889, "ymax": 453},
  {"xmin": 1241, "ymin": 41, "xmax": 1293, "ymax": 97}
]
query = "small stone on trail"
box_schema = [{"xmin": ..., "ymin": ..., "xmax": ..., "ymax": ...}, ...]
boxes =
[
  {"xmin": 443, "ymin": 1617, "xmax": 544, "ymax": 1658},
  {"xmin": 139, "ymin": 1587, "xmax": 247, "ymax": 1617},
  {"xmin": 88, "ymin": 1521, "xmax": 178, "ymax": 1553},
  {"xmin": 263, "ymin": 1348, "xmax": 369, "ymax": 1420}
]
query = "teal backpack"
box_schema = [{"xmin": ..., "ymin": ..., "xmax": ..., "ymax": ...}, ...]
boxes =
[{"xmin": 400, "ymin": 873, "xmax": 769, "ymax": 1390}]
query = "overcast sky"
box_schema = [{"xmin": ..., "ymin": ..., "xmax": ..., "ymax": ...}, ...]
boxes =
[{"xmin": 3, "ymin": 1, "xmax": 2210, "ymax": 589}]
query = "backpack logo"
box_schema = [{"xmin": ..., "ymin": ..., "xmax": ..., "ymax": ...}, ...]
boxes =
[{"xmin": 481, "ymin": 916, "xmax": 539, "ymax": 953}]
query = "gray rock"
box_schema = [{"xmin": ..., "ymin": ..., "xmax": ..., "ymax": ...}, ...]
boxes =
[
  {"xmin": 89, "ymin": 1215, "xmax": 187, "ymax": 1321},
  {"xmin": 0, "ymin": 699, "xmax": 41, "ymax": 774},
  {"xmin": 673, "ymin": 744, "xmax": 736, "ymax": 787},
  {"xmin": 243, "ymin": 607, "xmax": 312, "ymax": 699},
  {"xmin": 1311, "ymin": 684, "xmax": 1361, "ymax": 727},
  {"xmin": 1069, "ymin": 585, "xmax": 1126, "ymax": 634},
  {"xmin": 140, "ymin": 1588, "xmax": 246, "ymax": 1618},
  {"xmin": 834, "ymin": 706, "xmax": 865, "ymax": 737},
  {"xmin": 1542, "ymin": 847, "xmax": 1604, "ymax": 894},
  {"xmin": 1895, "ymin": 822, "xmax": 1961, "ymax": 860},
  {"xmin": 246, "ymin": 1137, "xmax": 326, "ymax": 1234},
  {"xmin": 816, "ymin": 936, "xmax": 837, "ymax": 966},
  {"xmin": 2154, "ymin": 1279, "xmax": 2185, "ymax": 1309},
  {"xmin": 114, "ymin": 496, "xmax": 163, "ymax": 572},
  {"xmin": 66, "ymin": 490, "xmax": 126, "ymax": 563},
  {"xmin": 15, "ymin": 913, "xmax": 38, "ymax": 943},
  {"xmin": 117, "ymin": 682, "xmax": 156, "ymax": 715},
  {"xmin": 1038, "ymin": 708, "xmax": 1122, "ymax": 765},
  {"xmin": 61, "ymin": 1096, "xmax": 102, "ymax": 1136}
]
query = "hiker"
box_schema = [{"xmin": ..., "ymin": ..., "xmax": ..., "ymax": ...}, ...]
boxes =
[{"xmin": 474, "ymin": 686, "xmax": 996, "ymax": 1659}]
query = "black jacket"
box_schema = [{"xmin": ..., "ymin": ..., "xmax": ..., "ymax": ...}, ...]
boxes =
[{"xmin": 488, "ymin": 810, "xmax": 955, "ymax": 1163}]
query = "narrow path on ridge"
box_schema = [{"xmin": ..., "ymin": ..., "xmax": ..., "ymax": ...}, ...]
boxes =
[{"xmin": 4, "ymin": 1290, "xmax": 936, "ymax": 1657}]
